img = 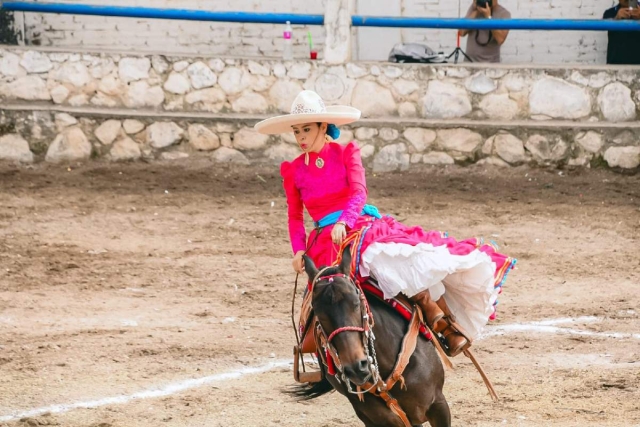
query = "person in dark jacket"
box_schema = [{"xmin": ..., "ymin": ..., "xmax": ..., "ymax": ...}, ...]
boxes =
[{"xmin": 603, "ymin": 0, "xmax": 640, "ymax": 64}]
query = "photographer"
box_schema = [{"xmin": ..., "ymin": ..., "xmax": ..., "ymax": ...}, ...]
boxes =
[
  {"xmin": 603, "ymin": 0, "xmax": 640, "ymax": 64},
  {"xmin": 459, "ymin": 0, "xmax": 511, "ymax": 63}
]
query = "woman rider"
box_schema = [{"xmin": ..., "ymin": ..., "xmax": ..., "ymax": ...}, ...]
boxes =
[{"xmin": 255, "ymin": 90, "xmax": 516, "ymax": 357}]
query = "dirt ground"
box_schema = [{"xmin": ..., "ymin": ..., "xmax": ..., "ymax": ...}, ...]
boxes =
[{"xmin": 0, "ymin": 159, "xmax": 638, "ymax": 427}]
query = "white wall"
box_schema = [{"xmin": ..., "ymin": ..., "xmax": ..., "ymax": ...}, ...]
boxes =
[
  {"xmin": 356, "ymin": 0, "xmax": 401, "ymax": 61},
  {"xmin": 16, "ymin": 0, "xmax": 619, "ymax": 64},
  {"xmin": 20, "ymin": 0, "xmax": 325, "ymax": 58}
]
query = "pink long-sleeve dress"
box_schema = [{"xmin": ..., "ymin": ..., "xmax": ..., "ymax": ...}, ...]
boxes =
[{"xmin": 281, "ymin": 141, "xmax": 516, "ymax": 339}]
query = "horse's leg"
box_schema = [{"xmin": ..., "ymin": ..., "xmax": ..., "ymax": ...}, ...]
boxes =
[
  {"xmin": 351, "ymin": 401, "xmax": 408, "ymax": 427},
  {"xmin": 425, "ymin": 392, "xmax": 451, "ymax": 427},
  {"xmin": 350, "ymin": 405, "xmax": 376, "ymax": 427}
]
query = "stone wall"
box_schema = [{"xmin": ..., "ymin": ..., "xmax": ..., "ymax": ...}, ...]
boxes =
[
  {"xmin": 0, "ymin": 46, "xmax": 639, "ymax": 171},
  {"xmin": 7, "ymin": 0, "xmax": 618, "ymax": 64}
]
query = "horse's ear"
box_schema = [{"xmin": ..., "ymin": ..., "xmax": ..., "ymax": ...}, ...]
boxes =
[
  {"xmin": 339, "ymin": 245, "xmax": 352, "ymax": 276},
  {"xmin": 303, "ymin": 255, "xmax": 319, "ymax": 281}
]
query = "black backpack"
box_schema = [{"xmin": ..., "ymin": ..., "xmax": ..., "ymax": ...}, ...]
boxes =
[{"xmin": 388, "ymin": 43, "xmax": 446, "ymax": 63}]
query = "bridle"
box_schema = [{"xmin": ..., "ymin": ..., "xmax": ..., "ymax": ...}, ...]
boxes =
[
  {"xmin": 302, "ymin": 256, "xmax": 445, "ymax": 427},
  {"xmin": 311, "ymin": 268, "xmax": 381, "ymax": 395}
]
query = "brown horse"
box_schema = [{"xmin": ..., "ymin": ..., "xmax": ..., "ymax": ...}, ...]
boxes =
[{"xmin": 291, "ymin": 246, "xmax": 451, "ymax": 427}]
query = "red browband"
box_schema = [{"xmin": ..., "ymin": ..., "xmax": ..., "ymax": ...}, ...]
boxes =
[{"xmin": 315, "ymin": 273, "xmax": 347, "ymax": 284}]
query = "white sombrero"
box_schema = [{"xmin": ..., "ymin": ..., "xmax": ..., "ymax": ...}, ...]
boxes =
[{"xmin": 255, "ymin": 90, "xmax": 361, "ymax": 135}]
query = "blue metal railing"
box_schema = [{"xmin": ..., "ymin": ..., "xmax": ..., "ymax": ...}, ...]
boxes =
[
  {"xmin": 352, "ymin": 16, "xmax": 640, "ymax": 31},
  {"xmin": 2, "ymin": 1, "xmax": 640, "ymax": 31},
  {"xmin": 0, "ymin": 2, "xmax": 325, "ymax": 25}
]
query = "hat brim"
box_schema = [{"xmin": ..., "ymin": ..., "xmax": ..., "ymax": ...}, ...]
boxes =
[{"xmin": 254, "ymin": 106, "xmax": 361, "ymax": 135}]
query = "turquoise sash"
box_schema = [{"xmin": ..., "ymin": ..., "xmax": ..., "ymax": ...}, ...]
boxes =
[{"xmin": 314, "ymin": 204, "xmax": 382, "ymax": 228}]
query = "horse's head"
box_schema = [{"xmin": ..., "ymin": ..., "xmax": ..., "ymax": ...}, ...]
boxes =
[{"xmin": 304, "ymin": 246, "xmax": 372, "ymax": 386}]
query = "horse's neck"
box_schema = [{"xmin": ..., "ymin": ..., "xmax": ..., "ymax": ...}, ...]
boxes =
[{"xmin": 368, "ymin": 296, "xmax": 408, "ymax": 376}]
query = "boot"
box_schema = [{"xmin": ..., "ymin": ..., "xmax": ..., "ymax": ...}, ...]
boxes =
[
  {"xmin": 410, "ymin": 290, "xmax": 444, "ymax": 328},
  {"xmin": 433, "ymin": 298, "xmax": 471, "ymax": 358}
]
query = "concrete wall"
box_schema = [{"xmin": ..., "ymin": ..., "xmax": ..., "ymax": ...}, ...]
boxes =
[
  {"xmin": 1, "ymin": 46, "xmax": 639, "ymax": 171},
  {"xmin": 8, "ymin": 0, "xmax": 620, "ymax": 64}
]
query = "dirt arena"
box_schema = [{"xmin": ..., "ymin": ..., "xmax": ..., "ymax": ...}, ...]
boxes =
[{"xmin": 0, "ymin": 160, "xmax": 638, "ymax": 427}]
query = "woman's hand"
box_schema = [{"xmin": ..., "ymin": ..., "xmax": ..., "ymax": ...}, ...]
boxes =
[
  {"xmin": 292, "ymin": 250, "xmax": 305, "ymax": 274},
  {"xmin": 331, "ymin": 222, "xmax": 347, "ymax": 245}
]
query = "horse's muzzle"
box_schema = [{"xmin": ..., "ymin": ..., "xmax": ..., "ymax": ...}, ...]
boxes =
[{"xmin": 343, "ymin": 358, "xmax": 372, "ymax": 386}]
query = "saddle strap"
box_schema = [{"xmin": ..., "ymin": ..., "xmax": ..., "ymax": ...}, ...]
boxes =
[
  {"xmin": 378, "ymin": 389, "xmax": 412, "ymax": 427},
  {"xmin": 353, "ymin": 306, "xmax": 422, "ymax": 427},
  {"xmin": 425, "ymin": 323, "xmax": 454, "ymax": 371},
  {"xmin": 464, "ymin": 348, "xmax": 500, "ymax": 402},
  {"xmin": 385, "ymin": 304, "xmax": 422, "ymax": 391}
]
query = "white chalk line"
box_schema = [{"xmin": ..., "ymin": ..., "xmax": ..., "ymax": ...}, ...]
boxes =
[
  {"xmin": 1, "ymin": 316, "xmax": 638, "ymax": 422},
  {"xmin": 526, "ymin": 316, "xmax": 600, "ymax": 326},
  {"xmin": 482, "ymin": 316, "xmax": 640, "ymax": 340},
  {"xmin": 0, "ymin": 360, "xmax": 291, "ymax": 423}
]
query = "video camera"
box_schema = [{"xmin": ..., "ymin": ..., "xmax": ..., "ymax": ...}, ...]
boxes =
[{"xmin": 476, "ymin": 0, "xmax": 493, "ymax": 8}]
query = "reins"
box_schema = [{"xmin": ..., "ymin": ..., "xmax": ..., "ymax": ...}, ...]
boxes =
[
  {"xmin": 290, "ymin": 225, "xmax": 357, "ymax": 353},
  {"xmin": 290, "ymin": 225, "xmax": 325, "ymax": 378}
]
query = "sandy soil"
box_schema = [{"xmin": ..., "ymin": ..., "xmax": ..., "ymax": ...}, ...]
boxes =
[{"xmin": 0, "ymin": 160, "xmax": 638, "ymax": 427}]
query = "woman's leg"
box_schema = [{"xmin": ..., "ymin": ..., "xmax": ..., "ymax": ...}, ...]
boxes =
[
  {"xmin": 409, "ymin": 291, "xmax": 469, "ymax": 358},
  {"xmin": 432, "ymin": 297, "xmax": 471, "ymax": 357},
  {"xmin": 409, "ymin": 290, "xmax": 444, "ymax": 328}
]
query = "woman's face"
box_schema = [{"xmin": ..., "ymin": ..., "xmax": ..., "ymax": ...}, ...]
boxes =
[{"xmin": 291, "ymin": 122, "xmax": 327, "ymax": 153}]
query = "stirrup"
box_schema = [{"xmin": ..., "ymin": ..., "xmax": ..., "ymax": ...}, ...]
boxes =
[
  {"xmin": 434, "ymin": 317, "xmax": 472, "ymax": 358},
  {"xmin": 293, "ymin": 346, "xmax": 322, "ymax": 383},
  {"xmin": 440, "ymin": 328, "xmax": 470, "ymax": 357}
]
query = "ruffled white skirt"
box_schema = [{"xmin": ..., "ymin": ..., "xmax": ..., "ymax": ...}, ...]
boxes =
[{"xmin": 360, "ymin": 242, "xmax": 499, "ymax": 340}]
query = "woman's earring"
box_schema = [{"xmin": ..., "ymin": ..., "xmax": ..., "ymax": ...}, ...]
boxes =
[{"xmin": 325, "ymin": 134, "xmax": 331, "ymax": 142}]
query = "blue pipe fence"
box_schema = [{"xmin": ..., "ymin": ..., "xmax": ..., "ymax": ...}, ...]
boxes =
[
  {"xmin": 0, "ymin": 2, "xmax": 325, "ymax": 25},
  {"xmin": 2, "ymin": 1, "xmax": 640, "ymax": 31},
  {"xmin": 352, "ymin": 16, "xmax": 640, "ymax": 31}
]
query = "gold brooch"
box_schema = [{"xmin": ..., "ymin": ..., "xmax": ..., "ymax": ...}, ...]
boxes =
[{"xmin": 315, "ymin": 157, "xmax": 324, "ymax": 169}]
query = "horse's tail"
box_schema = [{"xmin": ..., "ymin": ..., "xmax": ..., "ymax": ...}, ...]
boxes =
[{"xmin": 284, "ymin": 377, "xmax": 334, "ymax": 401}]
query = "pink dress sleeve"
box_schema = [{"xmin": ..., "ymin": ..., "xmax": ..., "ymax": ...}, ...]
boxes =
[
  {"xmin": 338, "ymin": 142, "xmax": 368, "ymax": 228},
  {"xmin": 281, "ymin": 161, "xmax": 307, "ymax": 254}
]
